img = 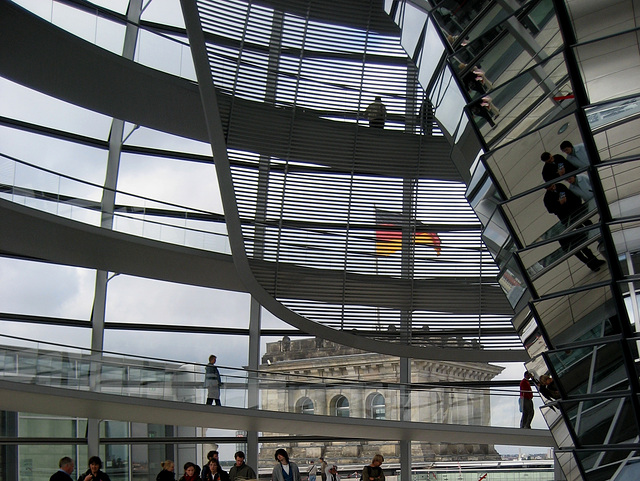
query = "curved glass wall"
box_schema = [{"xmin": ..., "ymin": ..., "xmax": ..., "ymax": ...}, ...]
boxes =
[{"xmin": 387, "ymin": 0, "xmax": 640, "ymax": 479}]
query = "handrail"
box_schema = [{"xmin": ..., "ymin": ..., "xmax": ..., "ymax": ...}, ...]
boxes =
[
  {"xmin": 0, "ymin": 152, "xmax": 231, "ymax": 253},
  {"xmin": 0, "ymin": 332, "xmax": 533, "ymax": 428}
]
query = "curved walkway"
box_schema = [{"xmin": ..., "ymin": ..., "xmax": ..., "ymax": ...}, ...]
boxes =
[{"xmin": 0, "ymin": 378, "xmax": 553, "ymax": 447}]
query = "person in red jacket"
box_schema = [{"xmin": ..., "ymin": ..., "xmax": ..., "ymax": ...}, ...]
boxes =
[{"xmin": 520, "ymin": 371, "xmax": 534, "ymax": 429}]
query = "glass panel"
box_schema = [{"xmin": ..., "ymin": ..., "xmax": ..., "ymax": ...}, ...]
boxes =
[
  {"xmin": 512, "ymin": 305, "xmax": 532, "ymax": 331},
  {"xmin": 563, "ymin": 396, "xmax": 627, "ymax": 446},
  {"xmin": 598, "ymin": 159, "xmax": 640, "ymax": 216},
  {"xmin": 592, "ymin": 110, "xmax": 640, "ymax": 162},
  {"xmin": 118, "ymin": 152, "xmax": 220, "ymax": 212},
  {"xmin": 451, "ymin": 23, "xmax": 506, "ymax": 68},
  {"xmin": 0, "ymin": 257, "xmax": 96, "ymax": 323},
  {"xmin": 587, "ymin": 95, "xmax": 640, "ymax": 134},
  {"xmin": 460, "ymin": 4, "xmax": 511, "ymax": 47},
  {"xmin": 520, "ymin": 225, "xmax": 610, "ymax": 297},
  {"xmin": 520, "ymin": 319, "xmax": 548, "ymax": 358},
  {"xmin": 609, "ymin": 396, "xmax": 639, "ymax": 444},
  {"xmin": 575, "ymin": 31, "xmax": 640, "ymax": 104},
  {"xmin": 482, "ymin": 113, "xmax": 584, "ymax": 199},
  {"xmin": 548, "ymin": 340, "xmax": 628, "ymax": 397},
  {"xmin": 566, "ymin": 1, "xmax": 638, "ymax": 43},
  {"xmin": 0, "ymin": 78, "xmax": 112, "ymax": 139},
  {"xmin": 417, "ymin": 19, "xmax": 445, "ymax": 89},
  {"xmin": 0, "ymin": 126, "xmax": 108, "ymax": 184},
  {"xmin": 555, "ymin": 450, "xmax": 583, "ymax": 481},
  {"xmin": 497, "ymin": 256, "xmax": 528, "ymax": 308},
  {"xmin": 482, "ymin": 209, "xmax": 513, "ymax": 265},
  {"xmin": 501, "ymin": 185, "xmax": 598, "ymax": 251},
  {"xmin": 577, "ymin": 448, "xmax": 640, "ymax": 481},
  {"xmin": 430, "ymin": 66, "xmax": 468, "ymax": 136},
  {"xmin": 469, "ymin": 52, "xmax": 570, "ymax": 146},
  {"xmin": 548, "ymin": 409, "xmax": 573, "ymax": 448},
  {"xmin": 17, "ymin": 0, "xmax": 126, "ymax": 54},
  {"xmin": 607, "ymin": 221, "xmax": 640, "ymax": 276},
  {"xmin": 431, "ymin": 0, "xmax": 492, "ymax": 44},
  {"xmin": 452, "ymin": 1, "xmax": 559, "ymax": 98},
  {"xmin": 532, "ymin": 287, "xmax": 617, "ymax": 347},
  {"xmin": 400, "ymin": 3, "xmax": 427, "ymax": 57},
  {"xmin": 140, "ymin": 0, "xmax": 186, "ymax": 29}
]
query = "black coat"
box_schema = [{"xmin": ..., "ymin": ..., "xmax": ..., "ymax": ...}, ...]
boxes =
[
  {"xmin": 544, "ymin": 184, "xmax": 584, "ymax": 223},
  {"xmin": 78, "ymin": 470, "xmax": 111, "ymax": 481},
  {"xmin": 203, "ymin": 469, "xmax": 229, "ymax": 481},
  {"xmin": 157, "ymin": 470, "xmax": 176, "ymax": 481},
  {"xmin": 51, "ymin": 471, "xmax": 73, "ymax": 481},
  {"xmin": 542, "ymin": 155, "xmax": 577, "ymax": 182}
]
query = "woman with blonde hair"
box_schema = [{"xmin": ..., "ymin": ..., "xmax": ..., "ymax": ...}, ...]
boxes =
[
  {"xmin": 361, "ymin": 455, "xmax": 384, "ymax": 481},
  {"xmin": 157, "ymin": 460, "xmax": 176, "ymax": 481}
]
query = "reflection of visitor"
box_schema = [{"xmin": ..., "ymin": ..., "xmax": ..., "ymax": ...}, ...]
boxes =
[
  {"xmin": 459, "ymin": 63, "xmax": 493, "ymax": 96},
  {"xmin": 541, "ymin": 152, "xmax": 577, "ymax": 182},
  {"xmin": 560, "ymin": 141, "xmax": 589, "ymax": 167},
  {"xmin": 364, "ymin": 96, "xmax": 387, "ymax": 129},
  {"xmin": 469, "ymin": 96, "xmax": 499, "ymax": 128},
  {"xmin": 543, "ymin": 183, "xmax": 605, "ymax": 272},
  {"xmin": 538, "ymin": 374, "xmax": 560, "ymax": 400},
  {"xmin": 567, "ymin": 174, "xmax": 594, "ymax": 202}
]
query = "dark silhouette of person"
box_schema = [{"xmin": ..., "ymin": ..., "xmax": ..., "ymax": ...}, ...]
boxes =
[
  {"xmin": 543, "ymin": 183, "xmax": 605, "ymax": 272},
  {"xmin": 541, "ymin": 151, "xmax": 577, "ymax": 182},
  {"xmin": 364, "ymin": 97, "xmax": 387, "ymax": 129}
]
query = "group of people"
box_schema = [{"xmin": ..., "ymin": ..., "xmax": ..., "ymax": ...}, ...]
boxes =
[
  {"xmin": 51, "ymin": 450, "xmax": 386, "ymax": 481},
  {"xmin": 181, "ymin": 449, "xmax": 257, "ymax": 481},
  {"xmin": 540, "ymin": 141, "xmax": 605, "ymax": 272},
  {"xmin": 274, "ymin": 451, "xmax": 384, "ymax": 481},
  {"xmin": 519, "ymin": 371, "xmax": 561, "ymax": 429}
]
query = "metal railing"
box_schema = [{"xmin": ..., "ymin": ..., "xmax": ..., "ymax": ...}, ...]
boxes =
[
  {"xmin": 0, "ymin": 333, "xmax": 536, "ymax": 429},
  {"xmin": 0, "ymin": 153, "xmax": 231, "ymax": 253}
]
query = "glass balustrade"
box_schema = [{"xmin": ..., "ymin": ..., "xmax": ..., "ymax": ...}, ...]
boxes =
[
  {"xmin": 12, "ymin": 0, "xmax": 196, "ymax": 81},
  {"xmin": 0, "ymin": 154, "xmax": 231, "ymax": 254},
  {"xmin": 0, "ymin": 333, "xmax": 539, "ymax": 430}
]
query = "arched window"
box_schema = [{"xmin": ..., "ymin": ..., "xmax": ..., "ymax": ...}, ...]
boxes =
[
  {"xmin": 367, "ymin": 393, "xmax": 385, "ymax": 419},
  {"xmin": 334, "ymin": 395, "xmax": 350, "ymax": 417},
  {"xmin": 296, "ymin": 397, "xmax": 314, "ymax": 415}
]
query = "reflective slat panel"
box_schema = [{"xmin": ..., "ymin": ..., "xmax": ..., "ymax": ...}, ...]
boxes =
[{"xmin": 188, "ymin": 0, "xmax": 522, "ymax": 357}]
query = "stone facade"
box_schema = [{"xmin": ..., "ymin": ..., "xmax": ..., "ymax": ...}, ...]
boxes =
[{"xmin": 259, "ymin": 337, "xmax": 503, "ymax": 465}]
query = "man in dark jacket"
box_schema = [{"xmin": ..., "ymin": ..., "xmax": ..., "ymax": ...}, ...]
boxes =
[
  {"xmin": 541, "ymin": 152, "xmax": 577, "ymax": 182},
  {"xmin": 229, "ymin": 451, "xmax": 256, "ymax": 481},
  {"xmin": 543, "ymin": 183, "xmax": 605, "ymax": 271},
  {"xmin": 201, "ymin": 451, "xmax": 219, "ymax": 481},
  {"xmin": 51, "ymin": 457, "xmax": 74, "ymax": 481}
]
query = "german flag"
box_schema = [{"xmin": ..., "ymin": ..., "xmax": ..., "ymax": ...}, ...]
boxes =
[{"xmin": 375, "ymin": 209, "xmax": 441, "ymax": 256}]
